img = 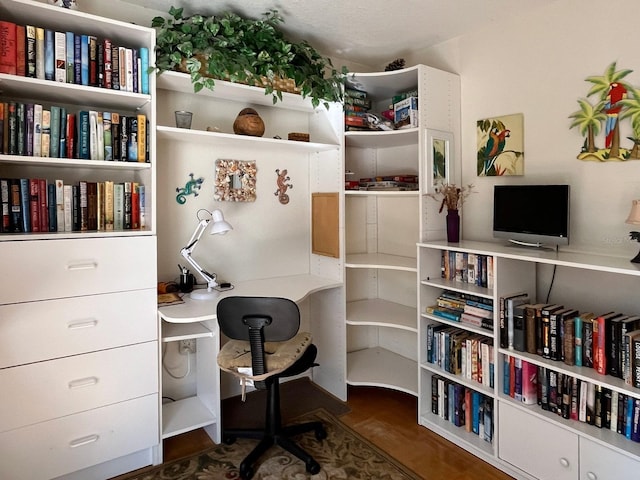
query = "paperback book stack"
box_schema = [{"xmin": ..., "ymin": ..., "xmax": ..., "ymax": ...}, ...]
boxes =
[
  {"xmin": 357, "ymin": 174, "xmax": 418, "ymax": 191},
  {"xmin": 344, "ymin": 87, "xmax": 372, "ymax": 131},
  {"xmin": 428, "ymin": 289, "xmax": 494, "ymax": 331}
]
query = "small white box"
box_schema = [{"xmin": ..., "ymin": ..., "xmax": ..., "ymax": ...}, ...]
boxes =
[{"xmin": 393, "ymin": 96, "xmax": 418, "ymax": 128}]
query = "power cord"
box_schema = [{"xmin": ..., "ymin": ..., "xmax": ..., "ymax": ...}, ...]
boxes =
[
  {"xmin": 162, "ymin": 342, "xmax": 192, "ymax": 379},
  {"xmin": 544, "ymin": 245, "xmax": 559, "ymax": 303}
]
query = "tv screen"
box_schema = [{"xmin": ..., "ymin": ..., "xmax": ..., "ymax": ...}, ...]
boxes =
[{"xmin": 493, "ymin": 185, "xmax": 570, "ymax": 247}]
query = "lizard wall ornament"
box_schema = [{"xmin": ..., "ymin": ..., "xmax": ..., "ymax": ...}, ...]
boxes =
[
  {"xmin": 274, "ymin": 169, "xmax": 293, "ymax": 205},
  {"xmin": 176, "ymin": 173, "xmax": 204, "ymax": 204}
]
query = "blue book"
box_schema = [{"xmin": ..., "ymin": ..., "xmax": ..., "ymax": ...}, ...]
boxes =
[
  {"xmin": 47, "ymin": 182, "xmax": 56, "ymax": 232},
  {"xmin": 44, "ymin": 29, "xmax": 55, "ymax": 81},
  {"xmin": 575, "ymin": 315, "xmax": 583, "ymax": 367},
  {"xmin": 472, "ymin": 391, "xmax": 481, "ymax": 434},
  {"xmin": 139, "ymin": 47, "xmax": 149, "ymax": 94},
  {"xmin": 132, "ymin": 47, "xmax": 138, "ymax": 93},
  {"xmin": 503, "ymin": 356, "xmax": 511, "ymax": 395},
  {"xmin": 65, "ymin": 32, "xmax": 74, "ymax": 83},
  {"xmin": 80, "ymin": 34, "xmax": 89, "ymax": 86},
  {"xmin": 49, "ymin": 106, "xmax": 61, "ymax": 158},
  {"xmin": 19, "ymin": 178, "xmax": 30, "ymax": 233},
  {"xmin": 626, "ymin": 396, "xmax": 634, "ymax": 439},
  {"xmin": 73, "ymin": 34, "xmax": 81, "ymax": 84},
  {"xmin": 77, "ymin": 110, "xmax": 90, "ymax": 159}
]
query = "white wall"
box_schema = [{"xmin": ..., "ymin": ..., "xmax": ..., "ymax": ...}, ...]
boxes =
[
  {"xmin": 407, "ymin": 0, "xmax": 640, "ymax": 312},
  {"xmin": 410, "ymin": 0, "xmax": 640, "ymax": 259}
]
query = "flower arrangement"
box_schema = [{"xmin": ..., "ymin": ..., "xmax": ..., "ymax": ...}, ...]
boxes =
[{"xmin": 428, "ymin": 183, "xmax": 476, "ymax": 213}]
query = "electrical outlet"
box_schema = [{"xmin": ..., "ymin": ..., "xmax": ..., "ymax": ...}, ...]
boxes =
[{"xmin": 179, "ymin": 339, "xmax": 196, "ymax": 355}]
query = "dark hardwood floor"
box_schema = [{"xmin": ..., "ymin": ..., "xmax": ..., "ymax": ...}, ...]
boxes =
[{"xmin": 162, "ymin": 385, "xmax": 515, "ymax": 480}]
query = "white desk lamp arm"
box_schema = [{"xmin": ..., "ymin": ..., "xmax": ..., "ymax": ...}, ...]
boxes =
[{"xmin": 180, "ymin": 218, "xmax": 219, "ymax": 291}]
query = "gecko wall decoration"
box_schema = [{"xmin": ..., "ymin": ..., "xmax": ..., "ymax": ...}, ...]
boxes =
[
  {"xmin": 176, "ymin": 173, "xmax": 204, "ymax": 204},
  {"xmin": 274, "ymin": 168, "xmax": 293, "ymax": 205}
]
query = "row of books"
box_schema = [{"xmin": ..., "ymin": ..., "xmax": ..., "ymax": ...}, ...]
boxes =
[
  {"xmin": 504, "ymin": 355, "xmax": 640, "ymax": 442},
  {"xmin": 431, "ymin": 375, "xmax": 493, "ymax": 443},
  {"xmin": 0, "ymin": 21, "xmax": 149, "ymax": 94},
  {"xmin": 0, "ymin": 101, "xmax": 148, "ymax": 162},
  {"xmin": 0, "ymin": 178, "xmax": 145, "ymax": 234},
  {"xmin": 345, "ymin": 174, "xmax": 418, "ymax": 191},
  {"xmin": 425, "ymin": 323, "xmax": 494, "ymax": 387},
  {"xmin": 441, "ymin": 250, "xmax": 494, "ymax": 288},
  {"xmin": 430, "ymin": 289, "xmax": 494, "ymax": 330},
  {"xmin": 500, "ymin": 292, "xmax": 640, "ymax": 388}
]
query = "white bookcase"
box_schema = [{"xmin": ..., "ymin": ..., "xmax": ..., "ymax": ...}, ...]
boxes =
[
  {"xmin": 0, "ymin": 1, "xmax": 158, "ymax": 479},
  {"xmin": 344, "ymin": 65, "xmax": 460, "ymax": 396},
  {"xmin": 418, "ymin": 239, "xmax": 640, "ymax": 480}
]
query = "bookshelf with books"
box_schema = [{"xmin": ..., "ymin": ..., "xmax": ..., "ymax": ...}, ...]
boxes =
[
  {"xmin": 417, "ymin": 239, "xmax": 640, "ymax": 480},
  {"xmin": 344, "ymin": 65, "xmax": 461, "ymax": 396},
  {"xmin": 0, "ymin": 2, "xmax": 158, "ymax": 480}
]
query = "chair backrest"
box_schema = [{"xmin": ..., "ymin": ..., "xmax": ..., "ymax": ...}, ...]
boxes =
[{"xmin": 217, "ymin": 296, "xmax": 301, "ymax": 378}]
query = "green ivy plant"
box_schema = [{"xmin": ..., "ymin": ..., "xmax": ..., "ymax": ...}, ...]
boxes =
[{"xmin": 152, "ymin": 7, "xmax": 347, "ymax": 108}]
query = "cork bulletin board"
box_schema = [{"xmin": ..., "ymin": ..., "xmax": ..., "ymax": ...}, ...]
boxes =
[{"xmin": 311, "ymin": 192, "xmax": 339, "ymax": 258}]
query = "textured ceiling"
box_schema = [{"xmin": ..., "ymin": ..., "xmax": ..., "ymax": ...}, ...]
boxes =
[{"xmin": 122, "ymin": 0, "xmax": 558, "ymax": 67}]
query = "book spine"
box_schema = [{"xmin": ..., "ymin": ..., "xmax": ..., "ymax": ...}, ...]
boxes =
[
  {"xmin": 125, "ymin": 47, "xmax": 133, "ymax": 92},
  {"xmin": 96, "ymin": 111, "xmax": 104, "ymax": 160},
  {"xmin": 103, "ymin": 111, "xmax": 112, "ymax": 160},
  {"xmin": 137, "ymin": 113, "xmax": 146, "ymax": 162},
  {"xmin": 111, "ymin": 43, "xmax": 119, "ymax": 90},
  {"xmin": 119, "ymin": 115, "xmax": 128, "ymax": 161},
  {"xmin": 104, "ymin": 180, "xmax": 114, "ymax": 230},
  {"xmin": 89, "ymin": 110, "xmax": 98, "ymax": 160},
  {"xmin": 113, "ymin": 182, "xmax": 124, "ymax": 230},
  {"xmin": 35, "ymin": 27, "xmax": 44, "ymax": 79},
  {"xmin": 47, "ymin": 181, "xmax": 56, "ymax": 232},
  {"xmin": 40, "ymin": 108, "xmax": 51, "ymax": 157},
  {"xmin": 44, "ymin": 29, "xmax": 54, "ymax": 81},
  {"xmin": 80, "ymin": 34, "xmax": 89, "ymax": 86},
  {"xmin": 65, "ymin": 31, "xmax": 74, "ymax": 83},
  {"xmin": 26, "ymin": 25, "xmax": 36, "ymax": 77},
  {"xmin": 139, "ymin": 46, "xmax": 149, "ymax": 94},
  {"xmin": 9, "ymin": 179, "xmax": 22, "ymax": 232},
  {"xmin": 55, "ymin": 179, "xmax": 64, "ymax": 232},
  {"xmin": 97, "ymin": 39, "xmax": 104, "ymax": 88},
  {"xmin": 19, "ymin": 178, "xmax": 30, "ymax": 232},
  {"xmin": 88, "ymin": 35, "xmax": 97, "ymax": 86},
  {"xmin": 66, "ymin": 113, "xmax": 75, "ymax": 159},
  {"xmin": 0, "ymin": 178, "xmax": 9, "ymax": 232},
  {"xmin": 33, "ymin": 104, "xmax": 42, "ymax": 157},
  {"xmin": 15, "ymin": 102, "xmax": 25, "ymax": 156},
  {"xmin": 0, "ymin": 21, "xmax": 17, "ymax": 75},
  {"xmin": 38, "ymin": 178, "xmax": 48, "ymax": 232},
  {"xmin": 138, "ymin": 185, "xmax": 145, "ymax": 229},
  {"xmin": 132, "ymin": 47, "xmax": 138, "ymax": 93},
  {"xmin": 111, "ymin": 112, "xmax": 120, "ymax": 160},
  {"xmin": 103, "ymin": 38, "xmax": 112, "ymax": 89},
  {"xmin": 77, "ymin": 110, "xmax": 89, "ymax": 159},
  {"xmin": 7, "ymin": 102, "xmax": 17, "ymax": 155},
  {"xmin": 58, "ymin": 107, "xmax": 67, "ymax": 158},
  {"xmin": 54, "ymin": 31, "xmax": 65, "ymax": 82},
  {"xmin": 49, "ymin": 105, "xmax": 61, "ymax": 158},
  {"xmin": 575, "ymin": 316, "xmax": 583, "ymax": 367},
  {"xmin": 30, "ymin": 178, "xmax": 40, "ymax": 232},
  {"xmin": 16, "ymin": 24, "xmax": 25, "ymax": 77},
  {"xmin": 25, "ymin": 103, "xmax": 34, "ymax": 157},
  {"xmin": 79, "ymin": 180, "xmax": 87, "ymax": 231},
  {"xmin": 73, "ymin": 33, "xmax": 81, "ymax": 84},
  {"xmin": 63, "ymin": 184, "xmax": 72, "ymax": 232},
  {"xmin": 634, "ymin": 336, "xmax": 640, "ymax": 389}
]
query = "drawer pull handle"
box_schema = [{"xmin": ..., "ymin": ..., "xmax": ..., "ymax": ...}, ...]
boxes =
[
  {"xmin": 559, "ymin": 457, "xmax": 570, "ymax": 468},
  {"xmin": 68, "ymin": 376, "xmax": 99, "ymax": 389},
  {"xmin": 586, "ymin": 473, "xmax": 597, "ymax": 480},
  {"xmin": 69, "ymin": 434, "xmax": 99, "ymax": 448},
  {"xmin": 68, "ymin": 319, "xmax": 98, "ymax": 330},
  {"xmin": 67, "ymin": 262, "xmax": 98, "ymax": 271}
]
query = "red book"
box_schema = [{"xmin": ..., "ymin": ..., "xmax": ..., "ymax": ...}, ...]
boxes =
[
  {"xmin": 29, "ymin": 178, "xmax": 40, "ymax": 232},
  {"xmin": 65, "ymin": 113, "xmax": 75, "ymax": 158},
  {"xmin": 131, "ymin": 185, "xmax": 139, "ymax": 229},
  {"xmin": 16, "ymin": 24, "xmax": 25, "ymax": 76},
  {"xmin": 0, "ymin": 21, "xmax": 17, "ymax": 75},
  {"xmin": 594, "ymin": 312, "xmax": 623, "ymax": 375},
  {"xmin": 38, "ymin": 178, "xmax": 48, "ymax": 232}
]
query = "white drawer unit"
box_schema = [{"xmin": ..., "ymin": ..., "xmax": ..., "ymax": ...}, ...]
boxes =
[
  {"xmin": 0, "ymin": 342, "xmax": 158, "ymax": 433},
  {"xmin": 0, "ymin": 289, "xmax": 156, "ymax": 368},
  {"xmin": 0, "ymin": 236, "xmax": 157, "ymax": 304},
  {"xmin": 580, "ymin": 437, "xmax": 640, "ymax": 480},
  {"xmin": 0, "ymin": 394, "xmax": 158, "ymax": 480}
]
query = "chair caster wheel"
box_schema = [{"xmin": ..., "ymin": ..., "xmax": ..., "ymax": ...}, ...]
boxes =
[
  {"xmin": 239, "ymin": 463, "xmax": 254, "ymax": 479},
  {"xmin": 223, "ymin": 435, "xmax": 237, "ymax": 445},
  {"xmin": 306, "ymin": 460, "xmax": 321, "ymax": 474},
  {"xmin": 315, "ymin": 427, "xmax": 327, "ymax": 441}
]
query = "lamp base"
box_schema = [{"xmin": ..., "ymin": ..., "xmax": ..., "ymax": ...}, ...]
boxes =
[
  {"xmin": 189, "ymin": 288, "xmax": 218, "ymax": 300},
  {"xmin": 632, "ymin": 249, "xmax": 640, "ymax": 264}
]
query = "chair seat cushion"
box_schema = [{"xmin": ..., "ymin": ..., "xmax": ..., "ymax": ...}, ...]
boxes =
[{"xmin": 218, "ymin": 331, "xmax": 312, "ymax": 378}]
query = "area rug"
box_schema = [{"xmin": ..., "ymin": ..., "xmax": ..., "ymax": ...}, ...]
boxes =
[{"xmin": 118, "ymin": 408, "xmax": 421, "ymax": 480}]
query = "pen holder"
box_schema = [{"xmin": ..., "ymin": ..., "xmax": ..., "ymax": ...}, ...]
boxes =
[{"xmin": 179, "ymin": 273, "xmax": 195, "ymax": 293}]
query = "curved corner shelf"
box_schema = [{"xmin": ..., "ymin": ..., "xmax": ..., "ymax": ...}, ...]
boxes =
[
  {"xmin": 347, "ymin": 298, "xmax": 417, "ymax": 332},
  {"xmin": 346, "ymin": 253, "xmax": 417, "ymax": 272},
  {"xmin": 347, "ymin": 347, "xmax": 418, "ymax": 396},
  {"xmin": 345, "ymin": 127, "xmax": 419, "ymax": 149},
  {"xmin": 0, "ymin": 154, "xmax": 152, "ymax": 171},
  {"xmin": 345, "ymin": 189, "xmax": 419, "ymax": 197}
]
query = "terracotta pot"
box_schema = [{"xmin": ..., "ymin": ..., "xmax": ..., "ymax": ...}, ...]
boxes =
[{"xmin": 233, "ymin": 108, "xmax": 265, "ymax": 137}]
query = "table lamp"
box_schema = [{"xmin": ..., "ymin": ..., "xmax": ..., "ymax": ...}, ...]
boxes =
[
  {"xmin": 180, "ymin": 208, "xmax": 233, "ymax": 299},
  {"xmin": 626, "ymin": 199, "xmax": 640, "ymax": 263}
]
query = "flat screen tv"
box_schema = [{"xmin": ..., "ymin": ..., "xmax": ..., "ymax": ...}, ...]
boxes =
[{"xmin": 493, "ymin": 184, "xmax": 570, "ymax": 247}]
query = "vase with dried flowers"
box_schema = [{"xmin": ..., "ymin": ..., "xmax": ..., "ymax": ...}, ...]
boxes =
[{"xmin": 428, "ymin": 183, "xmax": 476, "ymax": 242}]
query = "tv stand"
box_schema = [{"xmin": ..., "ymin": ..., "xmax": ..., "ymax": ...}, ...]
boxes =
[{"xmin": 508, "ymin": 239, "xmax": 555, "ymax": 251}]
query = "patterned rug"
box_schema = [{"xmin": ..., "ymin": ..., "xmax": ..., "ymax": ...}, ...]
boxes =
[{"xmin": 117, "ymin": 408, "xmax": 421, "ymax": 480}]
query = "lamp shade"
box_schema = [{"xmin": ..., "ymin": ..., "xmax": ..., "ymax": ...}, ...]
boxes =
[
  {"xmin": 209, "ymin": 209, "xmax": 233, "ymax": 235},
  {"xmin": 626, "ymin": 199, "xmax": 640, "ymax": 225}
]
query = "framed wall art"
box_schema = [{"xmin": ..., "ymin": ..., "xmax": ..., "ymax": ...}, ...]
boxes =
[
  {"xmin": 477, "ymin": 113, "xmax": 524, "ymax": 176},
  {"xmin": 214, "ymin": 159, "xmax": 257, "ymax": 202},
  {"xmin": 425, "ymin": 129, "xmax": 453, "ymax": 194}
]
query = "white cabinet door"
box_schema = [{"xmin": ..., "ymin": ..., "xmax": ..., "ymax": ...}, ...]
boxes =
[
  {"xmin": 580, "ymin": 437, "xmax": 640, "ymax": 480},
  {"xmin": 499, "ymin": 401, "xmax": 578, "ymax": 480}
]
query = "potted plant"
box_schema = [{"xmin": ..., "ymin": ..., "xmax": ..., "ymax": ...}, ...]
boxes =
[
  {"xmin": 151, "ymin": 7, "xmax": 347, "ymax": 108},
  {"xmin": 428, "ymin": 183, "xmax": 476, "ymax": 242}
]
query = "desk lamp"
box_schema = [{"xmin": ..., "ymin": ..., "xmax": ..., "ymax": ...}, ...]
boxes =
[
  {"xmin": 180, "ymin": 208, "xmax": 233, "ymax": 299},
  {"xmin": 626, "ymin": 199, "xmax": 640, "ymax": 263}
]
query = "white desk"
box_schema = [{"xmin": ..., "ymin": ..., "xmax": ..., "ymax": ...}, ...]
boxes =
[{"xmin": 157, "ymin": 274, "xmax": 343, "ymax": 453}]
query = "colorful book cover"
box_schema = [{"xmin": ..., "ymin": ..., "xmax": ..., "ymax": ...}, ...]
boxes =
[
  {"xmin": 65, "ymin": 31, "xmax": 74, "ymax": 82},
  {"xmin": 44, "ymin": 29, "xmax": 55, "ymax": 81},
  {"xmin": 80, "ymin": 34, "xmax": 89, "ymax": 86},
  {"xmin": 139, "ymin": 46, "xmax": 149, "ymax": 94},
  {"xmin": 54, "ymin": 31, "xmax": 66, "ymax": 82}
]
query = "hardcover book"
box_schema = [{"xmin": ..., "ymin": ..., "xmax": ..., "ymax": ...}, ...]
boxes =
[
  {"xmin": 44, "ymin": 29, "xmax": 55, "ymax": 81},
  {"xmin": 65, "ymin": 31, "xmax": 74, "ymax": 83},
  {"xmin": 26, "ymin": 25, "xmax": 36, "ymax": 77},
  {"xmin": 16, "ymin": 24, "xmax": 25, "ymax": 77},
  {"xmin": 0, "ymin": 21, "xmax": 17, "ymax": 75},
  {"xmin": 54, "ymin": 31, "xmax": 66, "ymax": 82},
  {"xmin": 35, "ymin": 27, "xmax": 44, "ymax": 79}
]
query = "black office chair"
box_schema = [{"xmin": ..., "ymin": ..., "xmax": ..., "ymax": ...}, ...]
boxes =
[{"xmin": 216, "ymin": 296, "xmax": 327, "ymax": 480}]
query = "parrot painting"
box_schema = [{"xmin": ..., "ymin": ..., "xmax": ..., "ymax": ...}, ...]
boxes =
[{"xmin": 481, "ymin": 128, "xmax": 510, "ymax": 175}]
